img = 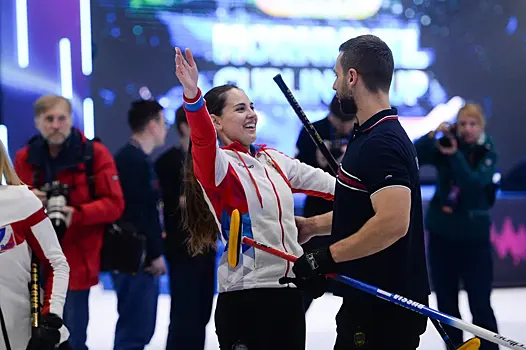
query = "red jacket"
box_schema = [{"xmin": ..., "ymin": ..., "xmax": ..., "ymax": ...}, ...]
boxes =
[{"xmin": 14, "ymin": 129, "xmax": 125, "ymax": 290}]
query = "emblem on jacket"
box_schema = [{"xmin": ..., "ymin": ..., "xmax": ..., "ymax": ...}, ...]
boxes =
[
  {"xmin": 353, "ymin": 331, "xmax": 366, "ymax": 346},
  {"xmin": 0, "ymin": 226, "xmax": 16, "ymax": 253},
  {"xmin": 237, "ymin": 162, "xmax": 254, "ymax": 169}
]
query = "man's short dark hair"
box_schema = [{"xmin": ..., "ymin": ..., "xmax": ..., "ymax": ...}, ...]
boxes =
[
  {"xmin": 175, "ymin": 105, "xmax": 187, "ymax": 135},
  {"xmin": 128, "ymin": 100, "xmax": 163, "ymax": 133},
  {"xmin": 338, "ymin": 34, "xmax": 394, "ymax": 93}
]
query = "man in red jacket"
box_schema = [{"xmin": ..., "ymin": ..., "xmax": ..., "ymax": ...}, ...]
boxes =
[{"xmin": 14, "ymin": 94, "xmax": 125, "ymax": 350}]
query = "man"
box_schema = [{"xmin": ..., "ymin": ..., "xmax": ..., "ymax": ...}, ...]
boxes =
[
  {"xmin": 286, "ymin": 35, "xmax": 431, "ymax": 349},
  {"xmin": 295, "ymin": 95, "xmax": 355, "ymax": 311},
  {"xmin": 155, "ymin": 106, "xmax": 215, "ymax": 350},
  {"xmin": 14, "ymin": 94, "xmax": 125, "ymax": 350},
  {"xmin": 113, "ymin": 99, "xmax": 168, "ymax": 350}
]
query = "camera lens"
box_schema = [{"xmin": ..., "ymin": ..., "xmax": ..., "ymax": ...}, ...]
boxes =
[{"xmin": 46, "ymin": 182, "xmax": 68, "ymax": 240}]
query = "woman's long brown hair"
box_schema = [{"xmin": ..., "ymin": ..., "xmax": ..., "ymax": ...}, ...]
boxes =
[{"xmin": 182, "ymin": 84, "xmax": 239, "ymax": 256}]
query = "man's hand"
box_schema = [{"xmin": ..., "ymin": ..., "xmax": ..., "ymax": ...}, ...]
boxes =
[
  {"xmin": 145, "ymin": 256, "xmax": 167, "ymax": 276},
  {"xmin": 293, "ymin": 247, "xmax": 337, "ymax": 279},
  {"xmin": 31, "ymin": 188, "xmax": 48, "ymax": 205},
  {"xmin": 278, "ymin": 247, "xmax": 336, "ymax": 299},
  {"xmin": 62, "ymin": 206, "xmax": 75, "ymax": 227},
  {"xmin": 295, "ymin": 216, "xmax": 317, "ymax": 244}
]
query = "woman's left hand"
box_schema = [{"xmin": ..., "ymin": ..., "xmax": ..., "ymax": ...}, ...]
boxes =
[{"xmin": 296, "ymin": 216, "xmax": 317, "ymax": 244}]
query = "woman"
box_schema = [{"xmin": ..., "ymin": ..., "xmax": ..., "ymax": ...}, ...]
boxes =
[
  {"xmin": 175, "ymin": 47, "xmax": 336, "ymax": 349},
  {"xmin": 414, "ymin": 103, "xmax": 499, "ymax": 350},
  {"xmin": 0, "ymin": 140, "xmax": 70, "ymax": 350}
]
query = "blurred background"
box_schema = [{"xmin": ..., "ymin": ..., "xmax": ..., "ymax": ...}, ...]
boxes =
[{"xmin": 1, "ymin": 0, "xmax": 525, "ymax": 349}]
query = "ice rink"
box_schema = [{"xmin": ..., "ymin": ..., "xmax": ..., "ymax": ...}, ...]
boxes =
[{"xmin": 86, "ymin": 285, "xmax": 526, "ymax": 350}]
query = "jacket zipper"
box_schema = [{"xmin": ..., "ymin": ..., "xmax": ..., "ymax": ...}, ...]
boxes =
[{"xmin": 263, "ymin": 168, "xmax": 290, "ymax": 277}]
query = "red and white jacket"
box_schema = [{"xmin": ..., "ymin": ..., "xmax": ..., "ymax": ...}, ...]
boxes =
[
  {"xmin": 0, "ymin": 185, "xmax": 69, "ymax": 350},
  {"xmin": 184, "ymin": 89, "xmax": 335, "ymax": 292}
]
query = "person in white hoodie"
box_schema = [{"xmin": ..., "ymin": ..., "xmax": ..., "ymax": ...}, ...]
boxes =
[
  {"xmin": 0, "ymin": 140, "xmax": 70, "ymax": 350},
  {"xmin": 175, "ymin": 47, "xmax": 336, "ymax": 350}
]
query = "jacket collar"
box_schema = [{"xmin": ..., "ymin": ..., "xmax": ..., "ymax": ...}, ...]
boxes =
[
  {"xmin": 221, "ymin": 141, "xmax": 266, "ymax": 156},
  {"xmin": 26, "ymin": 128, "xmax": 87, "ymax": 167},
  {"xmin": 356, "ymin": 108, "xmax": 399, "ymax": 133}
]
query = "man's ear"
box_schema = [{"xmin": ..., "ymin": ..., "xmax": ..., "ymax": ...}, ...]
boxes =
[
  {"xmin": 347, "ymin": 68, "xmax": 358, "ymax": 87},
  {"xmin": 210, "ymin": 114, "xmax": 222, "ymax": 131},
  {"xmin": 34, "ymin": 116, "xmax": 41, "ymax": 130}
]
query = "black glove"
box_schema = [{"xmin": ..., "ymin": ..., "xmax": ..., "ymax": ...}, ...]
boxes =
[
  {"xmin": 293, "ymin": 246, "xmax": 337, "ymax": 279},
  {"xmin": 279, "ymin": 275, "xmax": 328, "ymax": 299},
  {"xmin": 26, "ymin": 313, "xmax": 63, "ymax": 350},
  {"xmin": 278, "ymin": 246, "xmax": 337, "ymax": 299}
]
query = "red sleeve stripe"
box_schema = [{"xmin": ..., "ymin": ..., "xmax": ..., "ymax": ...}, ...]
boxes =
[
  {"xmin": 292, "ymin": 188, "xmax": 334, "ymax": 200},
  {"xmin": 23, "ymin": 207, "xmax": 47, "ymax": 227},
  {"xmin": 23, "ymin": 210, "xmax": 55, "ymax": 315},
  {"xmin": 337, "ymin": 168, "xmax": 367, "ymax": 190}
]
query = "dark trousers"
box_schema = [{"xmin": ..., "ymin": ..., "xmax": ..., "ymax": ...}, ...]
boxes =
[
  {"xmin": 428, "ymin": 233, "xmax": 499, "ymax": 350},
  {"xmin": 63, "ymin": 289, "xmax": 90, "ymax": 350},
  {"xmin": 166, "ymin": 252, "xmax": 215, "ymax": 350},
  {"xmin": 215, "ymin": 288, "xmax": 306, "ymax": 350},
  {"xmin": 111, "ymin": 270, "xmax": 159, "ymax": 350},
  {"xmin": 334, "ymin": 297, "xmax": 427, "ymax": 350}
]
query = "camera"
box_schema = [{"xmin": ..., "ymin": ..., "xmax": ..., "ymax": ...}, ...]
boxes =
[
  {"xmin": 42, "ymin": 181, "xmax": 69, "ymax": 240},
  {"xmin": 436, "ymin": 123, "xmax": 458, "ymax": 147}
]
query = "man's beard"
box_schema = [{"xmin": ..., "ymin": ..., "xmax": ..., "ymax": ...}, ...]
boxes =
[
  {"xmin": 338, "ymin": 94, "xmax": 358, "ymax": 116},
  {"xmin": 45, "ymin": 130, "xmax": 70, "ymax": 145}
]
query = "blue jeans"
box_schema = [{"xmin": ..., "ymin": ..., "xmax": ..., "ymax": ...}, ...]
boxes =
[
  {"xmin": 63, "ymin": 289, "xmax": 90, "ymax": 350},
  {"xmin": 111, "ymin": 270, "xmax": 159, "ymax": 350},
  {"xmin": 166, "ymin": 252, "xmax": 215, "ymax": 350}
]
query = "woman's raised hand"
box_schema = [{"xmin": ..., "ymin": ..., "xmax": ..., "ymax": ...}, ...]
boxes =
[{"xmin": 175, "ymin": 47, "xmax": 199, "ymax": 99}]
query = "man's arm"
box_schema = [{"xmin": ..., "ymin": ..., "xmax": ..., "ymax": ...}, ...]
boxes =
[
  {"xmin": 70, "ymin": 144, "xmax": 125, "ymax": 226},
  {"xmin": 329, "ymin": 136, "xmax": 414, "ymax": 262},
  {"xmin": 329, "ymin": 186, "xmax": 410, "ymax": 262}
]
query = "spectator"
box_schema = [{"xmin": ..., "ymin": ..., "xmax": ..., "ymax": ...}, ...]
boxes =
[
  {"xmin": 414, "ymin": 103, "xmax": 499, "ymax": 350},
  {"xmin": 295, "ymin": 95, "xmax": 355, "ymax": 311},
  {"xmin": 155, "ymin": 105, "xmax": 215, "ymax": 350},
  {"xmin": 14, "ymin": 95, "xmax": 125, "ymax": 350},
  {"xmin": 113, "ymin": 99, "xmax": 168, "ymax": 350}
]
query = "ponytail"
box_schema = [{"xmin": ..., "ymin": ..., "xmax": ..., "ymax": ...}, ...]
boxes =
[
  {"xmin": 0, "ymin": 140, "xmax": 22, "ymax": 186},
  {"xmin": 182, "ymin": 141, "xmax": 219, "ymax": 256}
]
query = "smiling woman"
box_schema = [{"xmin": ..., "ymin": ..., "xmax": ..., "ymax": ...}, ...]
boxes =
[{"xmin": 174, "ymin": 46, "xmax": 337, "ymax": 349}]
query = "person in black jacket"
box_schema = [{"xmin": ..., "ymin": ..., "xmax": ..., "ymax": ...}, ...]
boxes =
[
  {"xmin": 295, "ymin": 95, "xmax": 355, "ymax": 311},
  {"xmin": 155, "ymin": 106, "xmax": 215, "ymax": 350},
  {"xmin": 113, "ymin": 100, "xmax": 168, "ymax": 350}
]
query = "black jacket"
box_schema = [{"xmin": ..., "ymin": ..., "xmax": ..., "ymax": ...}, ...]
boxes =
[{"xmin": 154, "ymin": 146, "xmax": 189, "ymax": 260}]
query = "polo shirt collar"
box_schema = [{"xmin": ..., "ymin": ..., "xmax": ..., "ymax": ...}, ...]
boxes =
[{"xmin": 356, "ymin": 108, "xmax": 398, "ymax": 133}]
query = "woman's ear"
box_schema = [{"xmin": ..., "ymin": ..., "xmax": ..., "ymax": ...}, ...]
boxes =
[{"xmin": 210, "ymin": 114, "xmax": 222, "ymax": 131}]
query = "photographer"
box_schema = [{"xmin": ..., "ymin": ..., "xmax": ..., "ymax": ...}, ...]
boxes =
[
  {"xmin": 14, "ymin": 95, "xmax": 125, "ymax": 350},
  {"xmin": 295, "ymin": 95, "xmax": 355, "ymax": 310},
  {"xmin": 414, "ymin": 103, "xmax": 499, "ymax": 350}
]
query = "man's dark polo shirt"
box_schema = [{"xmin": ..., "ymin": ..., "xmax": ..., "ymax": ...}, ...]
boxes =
[{"xmin": 331, "ymin": 108, "xmax": 430, "ymax": 310}]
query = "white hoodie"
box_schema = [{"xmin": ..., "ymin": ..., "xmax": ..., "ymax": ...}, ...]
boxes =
[
  {"xmin": 184, "ymin": 89, "xmax": 336, "ymax": 293},
  {"xmin": 0, "ymin": 185, "xmax": 70, "ymax": 350}
]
